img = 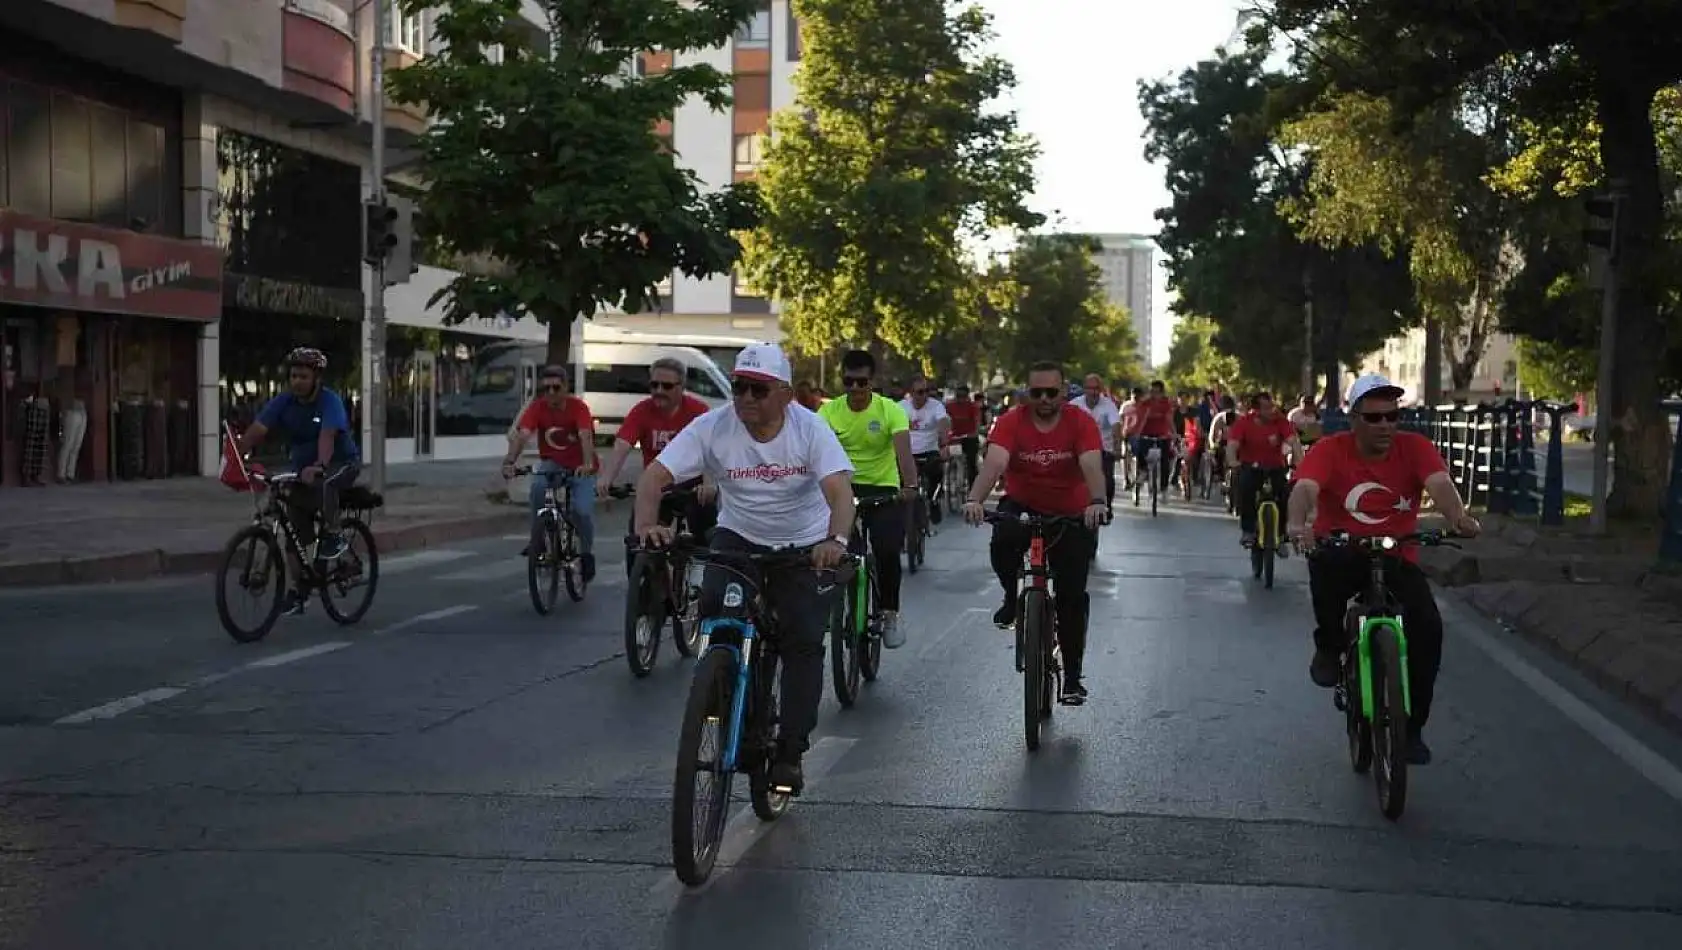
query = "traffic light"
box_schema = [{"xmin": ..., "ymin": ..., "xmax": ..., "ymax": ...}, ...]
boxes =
[
  {"xmin": 382, "ymin": 194, "xmax": 421, "ymax": 286},
  {"xmin": 1583, "ymin": 193, "xmax": 1621, "ymax": 261},
  {"xmin": 364, "ymin": 201, "xmax": 398, "ymax": 265}
]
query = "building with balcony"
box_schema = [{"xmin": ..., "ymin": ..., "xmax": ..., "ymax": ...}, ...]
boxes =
[
  {"xmin": 1087, "ymin": 234, "xmax": 1155, "ymax": 366},
  {"xmin": 1356, "ymin": 328, "xmax": 1523, "ymax": 406}
]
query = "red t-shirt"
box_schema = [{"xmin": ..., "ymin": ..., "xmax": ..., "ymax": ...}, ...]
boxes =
[
  {"xmin": 1228, "ymin": 412, "xmax": 1297, "ymax": 468},
  {"xmin": 617, "ymin": 394, "xmax": 708, "ymax": 465},
  {"xmin": 947, "ymin": 398, "xmax": 981, "ymax": 438},
  {"xmin": 518, "ymin": 396, "xmax": 595, "ymax": 468},
  {"xmin": 1136, "ymin": 395, "xmax": 1177, "ymax": 438},
  {"xmin": 989, "ymin": 405, "xmax": 1102, "ymax": 516},
  {"xmin": 1295, "ymin": 431, "xmax": 1448, "ymax": 563}
]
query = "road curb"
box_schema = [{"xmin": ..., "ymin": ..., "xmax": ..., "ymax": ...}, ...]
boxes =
[{"xmin": 0, "ymin": 510, "xmax": 526, "ymax": 589}]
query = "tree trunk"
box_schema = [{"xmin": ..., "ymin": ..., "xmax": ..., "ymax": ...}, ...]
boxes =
[
  {"xmin": 546, "ymin": 316, "xmax": 575, "ymax": 372},
  {"xmin": 1595, "ymin": 68, "xmax": 1673, "ymax": 519},
  {"xmin": 1422, "ymin": 317, "xmax": 1444, "ymax": 405}
]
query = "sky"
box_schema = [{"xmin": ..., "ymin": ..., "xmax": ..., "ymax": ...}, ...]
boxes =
[{"xmin": 979, "ymin": 0, "xmax": 1247, "ymax": 365}]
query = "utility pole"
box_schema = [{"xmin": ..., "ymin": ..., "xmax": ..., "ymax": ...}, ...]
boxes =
[
  {"xmin": 364, "ymin": 0, "xmax": 390, "ymax": 492},
  {"xmin": 1584, "ymin": 179, "xmax": 1625, "ymax": 533}
]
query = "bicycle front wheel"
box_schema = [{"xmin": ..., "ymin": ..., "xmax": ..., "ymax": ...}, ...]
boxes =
[
  {"xmin": 1021, "ymin": 589, "xmax": 1051, "ymax": 751},
  {"xmin": 829, "ymin": 584, "xmax": 862, "ymax": 707},
  {"xmin": 215, "ymin": 525, "xmax": 286, "ymax": 643},
  {"xmin": 624, "ymin": 553, "xmax": 666, "ymax": 677},
  {"xmin": 561, "ymin": 519, "xmax": 586, "ymax": 602},
  {"xmin": 672, "ymin": 649, "xmax": 737, "ymax": 885},
  {"xmin": 1372, "ymin": 626, "xmax": 1410, "ymax": 820},
  {"xmin": 528, "ymin": 516, "xmax": 560, "ymax": 615}
]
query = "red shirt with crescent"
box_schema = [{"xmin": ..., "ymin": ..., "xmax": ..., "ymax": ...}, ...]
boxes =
[
  {"xmin": 1295, "ymin": 431, "xmax": 1447, "ymax": 562},
  {"xmin": 519, "ymin": 395, "xmax": 595, "ymax": 468}
]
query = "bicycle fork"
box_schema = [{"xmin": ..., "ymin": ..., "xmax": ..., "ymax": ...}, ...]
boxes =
[
  {"xmin": 1350, "ymin": 618, "xmax": 1412, "ymax": 720},
  {"xmin": 701, "ymin": 618, "xmax": 756, "ymax": 773}
]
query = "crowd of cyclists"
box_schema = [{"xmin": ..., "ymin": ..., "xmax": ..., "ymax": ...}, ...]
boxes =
[{"xmin": 245, "ymin": 341, "xmax": 1481, "ymax": 786}]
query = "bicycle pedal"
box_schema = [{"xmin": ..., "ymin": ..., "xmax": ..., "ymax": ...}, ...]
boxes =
[{"xmin": 770, "ymin": 782, "xmax": 798, "ymax": 796}]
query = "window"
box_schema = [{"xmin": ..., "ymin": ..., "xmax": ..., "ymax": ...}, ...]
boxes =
[
  {"xmin": 486, "ymin": 43, "xmax": 504, "ymax": 65},
  {"xmin": 1503, "ymin": 359, "xmax": 1518, "ymax": 380},
  {"xmin": 389, "ymin": 2, "xmax": 426, "ymax": 55},
  {"xmin": 733, "ymin": 133, "xmax": 764, "ymax": 173},
  {"xmin": 735, "ymin": 4, "xmax": 770, "ymax": 48},
  {"xmin": 787, "ymin": 7, "xmax": 801, "ymax": 60},
  {"xmin": 584, "ymin": 363, "xmax": 652, "ymax": 395},
  {"xmin": 655, "ymin": 273, "xmax": 673, "ymax": 296},
  {"xmin": 686, "ymin": 367, "xmax": 725, "ymax": 399},
  {"xmin": 629, "ymin": 54, "xmax": 646, "ymax": 77}
]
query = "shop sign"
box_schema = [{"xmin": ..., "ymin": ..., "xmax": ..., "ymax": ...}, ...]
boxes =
[
  {"xmin": 227, "ymin": 272, "xmax": 363, "ymax": 322},
  {"xmin": 0, "ymin": 210, "xmax": 224, "ymax": 321}
]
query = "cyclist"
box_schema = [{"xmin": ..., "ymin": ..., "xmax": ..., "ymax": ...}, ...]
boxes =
[
  {"xmin": 962, "ymin": 360, "xmax": 1108, "ymax": 705},
  {"xmin": 1132, "ymin": 380, "xmax": 1178, "ymax": 495},
  {"xmin": 1290, "ymin": 395, "xmax": 1324, "ymax": 447},
  {"xmin": 1225, "ymin": 392, "xmax": 1301, "ymax": 548},
  {"xmin": 946, "ymin": 384, "xmax": 983, "ymax": 490},
  {"xmin": 232, "ymin": 346, "xmax": 361, "ymax": 613},
  {"xmin": 1118, "ymin": 386, "xmax": 1144, "ymax": 490},
  {"xmin": 818, "ymin": 349, "xmax": 920, "ymax": 648},
  {"xmin": 1207, "ymin": 393, "xmax": 1239, "ymax": 491},
  {"xmin": 900, "ymin": 376, "xmax": 952, "ymax": 525},
  {"xmin": 635, "ymin": 343, "xmax": 854, "ymax": 795},
  {"xmin": 500, "ymin": 364, "xmax": 598, "ymax": 582},
  {"xmin": 597, "ymin": 357, "xmax": 717, "ymax": 574},
  {"xmin": 1070, "ymin": 373, "xmax": 1124, "ymax": 507},
  {"xmin": 1286, "ymin": 374, "xmax": 1481, "ymax": 765}
]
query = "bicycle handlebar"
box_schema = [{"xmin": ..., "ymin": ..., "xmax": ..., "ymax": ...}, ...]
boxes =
[
  {"xmin": 1310, "ymin": 529, "xmax": 1462, "ymax": 553},
  {"xmin": 981, "ymin": 508, "xmax": 1089, "ymax": 529},
  {"xmin": 606, "ymin": 483, "xmax": 699, "ymax": 500},
  {"xmin": 507, "ymin": 465, "xmax": 591, "ymax": 479}
]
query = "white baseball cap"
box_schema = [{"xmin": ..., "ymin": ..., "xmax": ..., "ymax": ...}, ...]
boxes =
[
  {"xmin": 732, "ymin": 342, "xmax": 791, "ymax": 384},
  {"xmin": 1345, "ymin": 373, "xmax": 1405, "ymax": 408}
]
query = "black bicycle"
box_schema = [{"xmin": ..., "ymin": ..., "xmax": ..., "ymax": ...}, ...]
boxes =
[
  {"xmin": 664, "ymin": 540, "xmax": 851, "ymax": 885},
  {"xmin": 943, "ymin": 452, "xmax": 968, "ymax": 516},
  {"xmin": 611, "ymin": 484, "xmax": 705, "ymax": 677},
  {"xmin": 1315, "ymin": 529, "xmax": 1458, "ymax": 821},
  {"xmin": 512, "ymin": 465, "xmax": 588, "ymax": 615},
  {"xmin": 830, "ymin": 494, "xmax": 898, "ymax": 708},
  {"xmin": 215, "ymin": 470, "xmax": 382, "ymax": 643},
  {"xmin": 983, "ymin": 508, "xmax": 1086, "ymax": 751}
]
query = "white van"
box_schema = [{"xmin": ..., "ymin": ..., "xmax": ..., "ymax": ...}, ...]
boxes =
[{"xmin": 579, "ymin": 341, "xmax": 732, "ymax": 437}]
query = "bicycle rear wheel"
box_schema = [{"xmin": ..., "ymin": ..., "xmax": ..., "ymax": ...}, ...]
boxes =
[
  {"xmin": 749, "ymin": 648, "xmax": 791, "ymax": 821},
  {"xmin": 527, "ymin": 515, "xmax": 560, "ymax": 615},
  {"xmin": 561, "ymin": 519, "xmax": 586, "ymax": 602},
  {"xmin": 319, "ymin": 517, "xmax": 379, "ymax": 624},
  {"xmin": 1372, "ymin": 626, "xmax": 1410, "ymax": 820},
  {"xmin": 907, "ymin": 501, "xmax": 925, "ymax": 573},
  {"xmin": 1021, "ymin": 589, "xmax": 1051, "ymax": 751},
  {"xmin": 669, "ymin": 550, "xmax": 702, "ymax": 656},
  {"xmin": 829, "ymin": 582, "xmax": 862, "ymax": 707},
  {"xmin": 215, "ymin": 525, "xmax": 286, "ymax": 643},
  {"xmin": 624, "ymin": 553, "xmax": 666, "ymax": 677},
  {"xmin": 672, "ymin": 649, "xmax": 737, "ymax": 885}
]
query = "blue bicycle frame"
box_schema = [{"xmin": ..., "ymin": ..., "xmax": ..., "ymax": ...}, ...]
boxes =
[{"xmin": 698, "ymin": 615, "xmax": 758, "ymax": 773}]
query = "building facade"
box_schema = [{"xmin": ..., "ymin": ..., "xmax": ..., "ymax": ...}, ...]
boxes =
[
  {"xmin": 1088, "ymin": 233, "xmax": 1154, "ymax": 364},
  {"xmin": 1358, "ymin": 327, "xmax": 1523, "ymax": 405}
]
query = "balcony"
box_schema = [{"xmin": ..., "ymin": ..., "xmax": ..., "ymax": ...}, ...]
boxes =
[
  {"xmin": 381, "ymin": 46, "xmax": 428, "ymax": 136},
  {"xmin": 114, "ymin": 0, "xmax": 186, "ymax": 44},
  {"xmin": 281, "ymin": 0, "xmax": 355, "ymax": 114}
]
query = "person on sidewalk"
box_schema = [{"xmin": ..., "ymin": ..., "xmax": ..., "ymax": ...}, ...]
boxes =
[
  {"xmin": 501, "ymin": 365, "xmax": 599, "ymax": 581},
  {"xmin": 1286, "ymin": 374, "xmax": 1481, "ymax": 765},
  {"xmin": 233, "ymin": 347, "xmax": 362, "ymax": 613}
]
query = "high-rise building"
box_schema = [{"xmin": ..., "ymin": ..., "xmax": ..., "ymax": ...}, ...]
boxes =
[{"xmin": 1086, "ymin": 234, "xmax": 1155, "ymax": 364}]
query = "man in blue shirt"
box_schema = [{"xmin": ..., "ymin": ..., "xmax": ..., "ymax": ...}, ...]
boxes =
[{"xmin": 235, "ymin": 347, "xmax": 362, "ymax": 573}]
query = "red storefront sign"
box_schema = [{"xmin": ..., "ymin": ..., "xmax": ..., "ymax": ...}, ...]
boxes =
[{"xmin": 0, "ymin": 210, "xmax": 224, "ymax": 321}]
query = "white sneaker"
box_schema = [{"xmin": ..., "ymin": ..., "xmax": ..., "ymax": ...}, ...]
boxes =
[{"xmin": 881, "ymin": 611, "xmax": 906, "ymax": 649}]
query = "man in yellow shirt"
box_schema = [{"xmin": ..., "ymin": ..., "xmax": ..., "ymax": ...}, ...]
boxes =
[{"xmin": 818, "ymin": 349, "xmax": 920, "ymax": 648}]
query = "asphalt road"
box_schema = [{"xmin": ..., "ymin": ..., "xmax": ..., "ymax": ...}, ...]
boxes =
[{"xmin": 5, "ymin": 491, "xmax": 1682, "ymax": 949}]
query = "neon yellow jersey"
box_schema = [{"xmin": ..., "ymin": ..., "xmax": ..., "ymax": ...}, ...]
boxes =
[{"xmin": 818, "ymin": 393, "xmax": 909, "ymax": 487}]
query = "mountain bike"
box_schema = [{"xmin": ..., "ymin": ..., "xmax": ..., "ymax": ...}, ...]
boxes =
[
  {"xmin": 611, "ymin": 484, "xmax": 705, "ymax": 677},
  {"xmin": 1316, "ymin": 529, "xmax": 1458, "ymax": 821},
  {"xmin": 943, "ymin": 452, "xmax": 967, "ymax": 516},
  {"xmin": 665, "ymin": 541, "xmax": 851, "ymax": 885},
  {"xmin": 1132, "ymin": 437, "xmax": 1171, "ymax": 517},
  {"xmin": 984, "ymin": 508, "xmax": 1086, "ymax": 752},
  {"xmin": 1245, "ymin": 464, "xmax": 1289, "ymax": 590},
  {"xmin": 214, "ymin": 470, "xmax": 382, "ymax": 643},
  {"xmin": 511, "ymin": 465, "xmax": 588, "ymax": 615},
  {"xmin": 829, "ymin": 494, "xmax": 898, "ymax": 708},
  {"xmin": 1198, "ymin": 448, "xmax": 1216, "ymax": 500}
]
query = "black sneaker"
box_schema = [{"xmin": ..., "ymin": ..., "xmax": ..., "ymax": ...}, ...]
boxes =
[
  {"xmin": 581, "ymin": 553, "xmax": 597, "ymax": 583},
  {"xmin": 1059, "ymin": 677, "xmax": 1088, "ymax": 705},
  {"xmin": 929, "ymin": 504, "xmax": 943, "ymax": 525},
  {"xmin": 769, "ymin": 754, "xmax": 804, "ymax": 796},
  {"xmin": 1310, "ymin": 648, "xmax": 1341, "ymax": 688},
  {"xmin": 1406, "ymin": 728, "xmax": 1433, "ymax": 765},
  {"xmin": 283, "ymin": 590, "xmax": 308, "ymax": 617},
  {"xmin": 993, "ymin": 594, "xmax": 1017, "ymax": 628}
]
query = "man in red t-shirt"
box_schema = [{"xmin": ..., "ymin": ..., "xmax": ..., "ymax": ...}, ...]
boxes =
[
  {"xmin": 1224, "ymin": 391, "xmax": 1303, "ymax": 547},
  {"xmin": 961, "ymin": 361, "xmax": 1108, "ymax": 705},
  {"xmin": 1131, "ymin": 380, "xmax": 1178, "ymax": 495},
  {"xmin": 598, "ymin": 356, "xmax": 718, "ymax": 574},
  {"xmin": 1287, "ymin": 374, "xmax": 1481, "ymax": 764},
  {"xmin": 946, "ymin": 384, "xmax": 983, "ymax": 489},
  {"xmin": 500, "ymin": 365, "xmax": 600, "ymax": 579}
]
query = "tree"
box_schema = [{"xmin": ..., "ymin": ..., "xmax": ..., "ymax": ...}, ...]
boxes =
[
  {"xmin": 1161, "ymin": 314, "xmax": 1287, "ymax": 396},
  {"xmin": 388, "ymin": 0, "xmax": 763, "ymax": 367},
  {"xmin": 1517, "ymin": 337, "xmax": 1597, "ymax": 403},
  {"xmin": 984, "ymin": 234, "xmax": 1142, "ymax": 382},
  {"xmin": 742, "ymin": 0, "xmax": 1041, "ymax": 364}
]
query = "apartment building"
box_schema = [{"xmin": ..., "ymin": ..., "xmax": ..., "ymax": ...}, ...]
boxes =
[
  {"xmin": 1358, "ymin": 327, "xmax": 1523, "ymax": 404},
  {"xmin": 1087, "ymin": 233, "xmax": 1154, "ymax": 364}
]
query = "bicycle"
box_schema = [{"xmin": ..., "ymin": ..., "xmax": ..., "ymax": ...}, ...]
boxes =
[
  {"xmin": 610, "ymin": 484, "xmax": 705, "ymax": 677},
  {"xmin": 1245, "ymin": 463, "xmax": 1288, "ymax": 590},
  {"xmin": 830, "ymin": 494, "xmax": 898, "ymax": 708},
  {"xmin": 214, "ymin": 470, "xmax": 382, "ymax": 643},
  {"xmin": 1198, "ymin": 448, "xmax": 1215, "ymax": 500},
  {"xmin": 665, "ymin": 541, "xmax": 851, "ymax": 885},
  {"xmin": 943, "ymin": 451, "xmax": 968, "ymax": 517},
  {"xmin": 1132, "ymin": 437, "xmax": 1171, "ymax": 517},
  {"xmin": 983, "ymin": 508, "xmax": 1086, "ymax": 752},
  {"xmin": 511, "ymin": 465, "xmax": 588, "ymax": 615},
  {"xmin": 1314, "ymin": 529, "xmax": 1459, "ymax": 821}
]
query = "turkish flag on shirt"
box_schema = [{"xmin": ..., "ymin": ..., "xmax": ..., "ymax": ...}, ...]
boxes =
[{"xmin": 1294, "ymin": 431, "xmax": 1447, "ymax": 562}]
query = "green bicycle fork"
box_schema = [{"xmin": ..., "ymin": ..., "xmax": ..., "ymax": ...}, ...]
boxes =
[
  {"xmin": 852, "ymin": 554, "xmax": 869, "ymax": 636},
  {"xmin": 1353, "ymin": 617, "xmax": 1412, "ymax": 720}
]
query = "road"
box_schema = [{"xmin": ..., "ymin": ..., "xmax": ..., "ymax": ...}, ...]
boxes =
[{"xmin": 5, "ymin": 492, "xmax": 1682, "ymax": 949}]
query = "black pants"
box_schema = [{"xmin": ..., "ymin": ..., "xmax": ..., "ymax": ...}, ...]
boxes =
[
  {"xmin": 989, "ymin": 498, "xmax": 1098, "ymax": 678},
  {"xmin": 286, "ymin": 462, "xmax": 361, "ymax": 545},
  {"xmin": 1236, "ymin": 465, "xmax": 1289, "ymax": 535},
  {"xmin": 852, "ymin": 484, "xmax": 907, "ymax": 610},
  {"xmin": 958, "ymin": 436, "xmax": 980, "ymax": 487},
  {"xmin": 622, "ymin": 479, "xmax": 718, "ymax": 577},
  {"xmin": 1308, "ymin": 551, "xmax": 1445, "ymax": 729},
  {"xmin": 1101, "ymin": 451, "xmax": 1116, "ymax": 505},
  {"xmin": 698, "ymin": 529, "xmax": 836, "ymax": 754},
  {"xmin": 914, "ymin": 451, "xmax": 944, "ymax": 523}
]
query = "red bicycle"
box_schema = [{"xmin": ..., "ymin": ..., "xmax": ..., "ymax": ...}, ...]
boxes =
[{"xmin": 984, "ymin": 508, "xmax": 1086, "ymax": 751}]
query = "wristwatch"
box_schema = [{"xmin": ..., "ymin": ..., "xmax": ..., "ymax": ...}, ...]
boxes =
[{"xmin": 828, "ymin": 534, "xmax": 849, "ymax": 548}]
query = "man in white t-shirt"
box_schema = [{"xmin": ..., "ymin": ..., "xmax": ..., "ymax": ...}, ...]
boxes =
[
  {"xmin": 634, "ymin": 342, "xmax": 854, "ymax": 796},
  {"xmin": 899, "ymin": 376, "xmax": 951, "ymax": 524},
  {"xmin": 1071, "ymin": 373, "xmax": 1125, "ymax": 506}
]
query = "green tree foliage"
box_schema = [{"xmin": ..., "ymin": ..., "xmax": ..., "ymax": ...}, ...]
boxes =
[
  {"xmin": 742, "ymin": 0, "xmax": 1041, "ymax": 364},
  {"xmin": 985, "ymin": 234, "xmax": 1143, "ymax": 384},
  {"xmin": 1516, "ymin": 337, "xmax": 1597, "ymax": 402},
  {"xmin": 1162, "ymin": 314, "xmax": 1292, "ymax": 397},
  {"xmin": 388, "ymin": 0, "xmax": 763, "ymax": 366}
]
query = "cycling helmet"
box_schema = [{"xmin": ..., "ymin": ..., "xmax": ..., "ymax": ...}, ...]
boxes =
[{"xmin": 285, "ymin": 347, "xmax": 328, "ymax": 370}]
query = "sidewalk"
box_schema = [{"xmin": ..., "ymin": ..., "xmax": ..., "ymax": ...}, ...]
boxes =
[
  {"xmin": 1419, "ymin": 513, "xmax": 1682, "ymax": 735},
  {"xmin": 0, "ymin": 459, "xmax": 525, "ymax": 587}
]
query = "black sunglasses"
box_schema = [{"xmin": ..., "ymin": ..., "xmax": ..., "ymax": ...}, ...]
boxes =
[
  {"xmin": 1359, "ymin": 410, "xmax": 1401, "ymax": 424},
  {"xmin": 732, "ymin": 378, "xmax": 772, "ymax": 399},
  {"xmin": 842, "ymin": 376, "xmax": 873, "ymax": 389},
  {"xmin": 1027, "ymin": 387, "xmax": 1062, "ymax": 400},
  {"xmin": 649, "ymin": 380, "xmax": 679, "ymax": 391},
  {"xmin": 541, "ymin": 383, "xmax": 566, "ymax": 392}
]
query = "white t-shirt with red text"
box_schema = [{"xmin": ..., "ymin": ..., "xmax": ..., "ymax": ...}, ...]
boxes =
[{"xmin": 656, "ymin": 404, "xmax": 853, "ymax": 547}]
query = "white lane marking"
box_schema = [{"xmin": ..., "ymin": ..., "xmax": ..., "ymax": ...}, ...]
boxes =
[
  {"xmin": 241, "ymin": 641, "xmax": 352, "ymax": 669},
  {"xmin": 54, "ymin": 687, "xmax": 186, "ymax": 724},
  {"xmin": 915, "ymin": 608, "xmax": 986, "ymax": 660},
  {"xmin": 379, "ymin": 549, "xmax": 476, "ymax": 576},
  {"xmin": 649, "ymin": 735, "xmax": 857, "ymax": 900},
  {"xmin": 501, "ymin": 533, "xmax": 529, "ymax": 541},
  {"xmin": 370, "ymin": 604, "xmax": 479, "ymax": 635},
  {"xmin": 1458, "ymin": 615, "xmax": 1682, "ymax": 806},
  {"xmin": 435, "ymin": 559, "xmax": 540, "ymax": 582}
]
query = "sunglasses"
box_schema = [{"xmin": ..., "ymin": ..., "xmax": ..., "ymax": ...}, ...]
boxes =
[
  {"xmin": 1359, "ymin": 410, "xmax": 1401, "ymax": 424},
  {"xmin": 1027, "ymin": 387, "xmax": 1062, "ymax": 400},
  {"xmin": 731, "ymin": 378, "xmax": 772, "ymax": 399},
  {"xmin": 649, "ymin": 380, "xmax": 679, "ymax": 391},
  {"xmin": 842, "ymin": 376, "xmax": 873, "ymax": 389},
  {"xmin": 541, "ymin": 383, "xmax": 566, "ymax": 392}
]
